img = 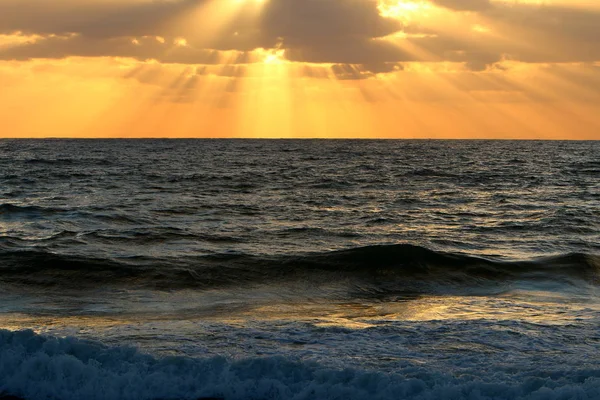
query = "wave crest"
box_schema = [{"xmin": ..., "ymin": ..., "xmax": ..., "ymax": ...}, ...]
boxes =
[{"xmin": 0, "ymin": 244, "xmax": 597, "ymax": 295}]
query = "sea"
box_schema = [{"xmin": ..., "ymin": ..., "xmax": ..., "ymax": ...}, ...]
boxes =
[{"xmin": 0, "ymin": 139, "xmax": 598, "ymax": 400}]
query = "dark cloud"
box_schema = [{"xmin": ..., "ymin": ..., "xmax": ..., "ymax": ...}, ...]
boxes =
[
  {"xmin": 261, "ymin": 0, "xmax": 400, "ymax": 43},
  {"xmin": 330, "ymin": 62, "xmax": 402, "ymax": 80},
  {"xmin": 0, "ymin": 0, "xmax": 398, "ymax": 48},
  {"xmin": 0, "ymin": 0, "xmax": 599, "ymax": 75},
  {"xmin": 430, "ymin": 0, "xmax": 491, "ymax": 11},
  {"xmin": 0, "ymin": 0, "xmax": 201, "ymax": 37},
  {"xmin": 0, "ymin": 0, "xmax": 406, "ymax": 67}
]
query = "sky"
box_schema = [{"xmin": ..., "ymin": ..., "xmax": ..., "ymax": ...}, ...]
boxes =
[{"xmin": 0, "ymin": 0, "xmax": 599, "ymax": 138}]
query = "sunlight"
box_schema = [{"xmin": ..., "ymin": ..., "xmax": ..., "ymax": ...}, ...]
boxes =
[
  {"xmin": 234, "ymin": 47, "xmax": 293, "ymax": 137},
  {"xmin": 173, "ymin": 0, "xmax": 268, "ymax": 50},
  {"xmin": 173, "ymin": 37, "xmax": 188, "ymax": 47},
  {"xmin": 378, "ymin": 0, "xmax": 433, "ymax": 22},
  {"xmin": 1, "ymin": 0, "xmax": 598, "ymax": 139},
  {"xmin": 258, "ymin": 48, "xmax": 286, "ymax": 65}
]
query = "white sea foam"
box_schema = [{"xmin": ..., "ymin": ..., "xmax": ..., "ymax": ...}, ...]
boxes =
[{"xmin": 1, "ymin": 328, "xmax": 600, "ymax": 400}]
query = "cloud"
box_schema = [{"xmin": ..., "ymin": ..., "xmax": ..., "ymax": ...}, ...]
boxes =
[
  {"xmin": 0, "ymin": 34, "xmax": 254, "ymax": 64},
  {"xmin": 0, "ymin": 0, "xmax": 200, "ymax": 37},
  {"xmin": 430, "ymin": 0, "xmax": 491, "ymax": 11},
  {"xmin": 0, "ymin": 0, "xmax": 599, "ymax": 75}
]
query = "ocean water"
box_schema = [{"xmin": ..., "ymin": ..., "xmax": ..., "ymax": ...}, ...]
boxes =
[{"xmin": 0, "ymin": 139, "xmax": 599, "ymax": 400}]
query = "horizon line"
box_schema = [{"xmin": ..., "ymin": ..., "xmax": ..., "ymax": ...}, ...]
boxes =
[{"xmin": 0, "ymin": 137, "xmax": 597, "ymax": 141}]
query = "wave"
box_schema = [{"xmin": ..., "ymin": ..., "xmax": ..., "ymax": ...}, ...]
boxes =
[
  {"xmin": 1, "ymin": 329, "xmax": 599, "ymax": 400},
  {"xmin": 0, "ymin": 204, "xmax": 153, "ymax": 225},
  {"xmin": 401, "ymin": 168, "xmax": 459, "ymax": 178},
  {"xmin": 0, "ymin": 244, "xmax": 597, "ymax": 295},
  {"xmin": 0, "ymin": 203, "xmax": 66, "ymax": 216},
  {"xmin": 24, "ymin": 158, "xmax": 75, "ymax": 165},
  {"xmin": 22, "ymin": 157, "xmax": 113, "ymax": 167}
]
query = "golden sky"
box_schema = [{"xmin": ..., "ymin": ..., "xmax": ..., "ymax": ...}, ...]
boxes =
[{"xmin": 0, "ymin": 0, "xmax": 599, "ymax": 138}]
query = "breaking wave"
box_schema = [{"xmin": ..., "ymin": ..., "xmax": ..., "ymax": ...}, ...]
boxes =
[{"xmin": 1, "ymin": 329, "xmax": 599, "ymax": 400}]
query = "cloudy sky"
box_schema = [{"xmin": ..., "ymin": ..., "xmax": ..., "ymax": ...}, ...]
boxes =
[{"xmin": 1, "ymin": 0, "xmax": 599, "ymax": 138}]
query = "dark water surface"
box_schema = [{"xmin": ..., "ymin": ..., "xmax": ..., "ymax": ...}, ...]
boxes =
[{"xmin": 0, "ymin": 140, "xmax": 599, "ymax": 400}]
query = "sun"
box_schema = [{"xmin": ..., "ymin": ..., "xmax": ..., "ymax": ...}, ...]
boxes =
[
  {"xmin": 377, "ymin": 0, "xmax": 432, "ymax": 21},
  {"xmin": 262, "ymin": 49, "xmax": 286, "ymax": 65}
]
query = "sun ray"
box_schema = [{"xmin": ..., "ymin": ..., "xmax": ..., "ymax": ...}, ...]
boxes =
[{"xmin": 174, "ymin": 0, "xmax": 269, "ymax": 50}]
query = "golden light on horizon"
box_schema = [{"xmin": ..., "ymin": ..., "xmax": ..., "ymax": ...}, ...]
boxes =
[{"xmin": 0, "ymin": 0, "xmax": 598, "ymax": 138}]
